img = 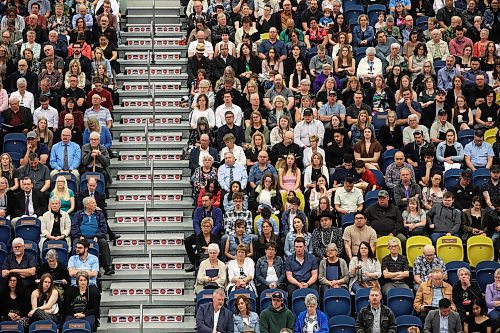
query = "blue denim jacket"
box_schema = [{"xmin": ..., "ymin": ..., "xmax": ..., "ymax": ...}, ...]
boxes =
[
  {"xmin": 227, "ymin": 234, "xmax": 253, "ymax": 257},
  {"xmin": 233, "ymin": 312, "xmax": 260, "ymax": 333},
  {"xmin": 255, "ymin": 255, "xmax": 285, "ymax": 287}
]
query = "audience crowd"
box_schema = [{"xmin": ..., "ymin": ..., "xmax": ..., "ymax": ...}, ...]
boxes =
[{"xmin": 0, "ymin": 0, "xmax": 120, "ymax": 331}]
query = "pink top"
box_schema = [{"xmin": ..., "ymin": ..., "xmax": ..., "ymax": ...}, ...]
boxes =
[{"xmin": 282, "ymin": 174, "xmax": 297, "ymax": 191}]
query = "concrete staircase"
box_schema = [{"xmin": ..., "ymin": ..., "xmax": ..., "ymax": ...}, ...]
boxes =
[{"xmin": 98, "ymin": 1, "xmax": 195, "ymax": 331}]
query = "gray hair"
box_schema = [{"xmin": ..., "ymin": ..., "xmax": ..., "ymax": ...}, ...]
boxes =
[
  {"xmin": 457, "ymin": 267, "xmax": 471, "ymax": 276},
  {"xmin": 89, "ymin": 131, "xmax": 101, "ymax": 140},
  {"xmin": 387, "ymin": 237, "xmax": 399, "ymax": 248},
  {"xmin": 495, "ymin": 268, "xmax": 500, "ymax": 276},
  {"xmin": 202, "ymin": 154, "xmax": 214, "ymax": 162},
  {"xmin": 49, "ymin": 197, "xmax": 61, "ymax": 204},
  {"xmin": 304, "ymin": 293, "xmax": 318, "ymax": 306},
  {"xmin": 366, "ymin": 47, "xmax": 376, "ymax": 55},
  {"xmin": 45, "ymin": 249, "xmax": 58, "ymax": 260},
  {"xmin": 391, "ymin": 42, "xmax": 400, "ymax": 50},
  {"xmin": 431, "ymin": 267, "xmax": 445, "ymax": 274},
  {"xmin": 82, "ymin": 196, "xmax": 96, "ymax": 207},
  {"xmin": 8, "ymin": 95, "xmax": 18, "ymax": 104},
  {"xmin": 207, "ymin": 243, "xmax": 220, "ymax": 254},
  {"xmin": 213, "ymin": 288, "xmax": 226, "ymax": 297},
  {"xmin": 12, "ymin": 237, "xmax": 24, "ymax": 245},
  {"xmin": 16, "ymin": 77, "xmax": 27, "ymax": 88},
  {"xmin": 408, "ymin": 114, "xmax": 419, "ymax": 121},
  {"xmin": 326, "ymin": 243, "xmax": 338, "ymax": 251}
]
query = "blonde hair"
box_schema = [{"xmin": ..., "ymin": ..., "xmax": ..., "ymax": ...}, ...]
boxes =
[{"xmin": 52, "ymin": 175, "xmax": 71, "ymax": 201}]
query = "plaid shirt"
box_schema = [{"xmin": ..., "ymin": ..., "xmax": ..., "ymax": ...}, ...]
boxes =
[
  {"xmin": 223, "ymin": 209, "xmax": 253, "ymax": 236},
  {"xmin": 412, "ymin": 254, "xmax": 446, "ymax": 282}
]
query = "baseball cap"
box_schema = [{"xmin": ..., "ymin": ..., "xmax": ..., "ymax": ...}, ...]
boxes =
[
  {"xmin": 303, "ymin": 108, "xmax": 313, "ymax": 116},
  {"xmin": 26, "ymin": 131, "xmax": 37, "ymax": 139},
  {"xmin": 436, "ymin": 89, "xmax": 446, "ymax": 95},
  {"xmin": 271, "ymin": 291, "xmax": 284, "ymax": 299},
  {"xmin": 378, "ymin": 190, "xmax": 390, "ymax": 197},
  {"xmin": 438, "ymin": 109, "xmax": 447, "ymax": 116},
  {"xmin": 328, "ymin": 90, "xmax": 337, "ymax": 95},
  {"xmin": 491, "ymin": 165, "xmax": 500, "ymax": 172}
]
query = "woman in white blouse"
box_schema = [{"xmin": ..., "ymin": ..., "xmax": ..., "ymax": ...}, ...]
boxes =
[{"xmin": 227, "ymin": 244, "xmax": 256, "ymax": 294}]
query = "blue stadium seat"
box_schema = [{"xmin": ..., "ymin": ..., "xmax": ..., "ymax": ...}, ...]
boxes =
[
  {"xmin": 80, "ymin": 172, "xmax": 106, "ymax": 194},
  {"xmin": 9, "ymin": 152, "xmax": 21, "ymax": 168},
  {"xmin": 328, "ymin": 315, "xmax": 356, "ymax": 333},
  {"xmin": 355, "ymin": 288, "xmax": 371, "ymax": 313},
  {"xmin": 349, "ymin": 18, "xmax": 358, "ymax": 32},
  {"xmin": 0, "ymin": 218, "xmax": 11, "ymax": 245},
  {"xmin": 386, "ymin": 288, "xmax": 414, "ymax": 317},
  {"xmin": 444, "ymin": 169, "xmax": 463, "ymax": 189},
  {"xmin": 292, "ymin": 288, "xmax": 319, "ymax": 317},
  {"xmin": 476, "ymin": 261, "xmax": 500, "ymax": 292},
  {"xmin": 433, "ymin": 60, "xmax": 446, "ymax": 73},
  {"xmin": 23, "ymin": 240, "xmax": 39, "ymax": 259},
  {"xmin": 3, "ymin": 133, "xmax": 27, "ymax": 156},
  {"xmin": 62, "ymin": 320, "xmax": 92, "ymax": 333},
  {"xmin": 15, "ymin": 217, "xmax": 41, "ymax": 244},
  {"xmin": 457, "ymin": 129, "xmax": 475, "ymax": 148},
  {"xmin": 371, "ymin": 170, "xmax": 385, "ymax": 188},
  {"xmin": 344, "ymin": 5, "xmax": 364, "ymax": 22},
  {"xmin": 372, "ymin": 111, "xmax": 388, "ymax": 130},
  {"xmin": 342, "ymin": 0, "xmax": 361, "ymax": 12},
  {"xmin": 196, "ymin": 289, "xmax": 215, "ymax": 311},
  {"xmin": 445, "ymin": 261, "xmax": 470, "ymax": 286},
  {"xmin": 42, "ymin": 240, "xmax": 69, "ymax": 266},
  {"xmin": 51, "ymin": 172, "xmax": 78, "ymax": 193},
  {"xmin": 382, "ymin": 149, "xmax": 398, "ymax": 172},
  {"xmin": 0, "ymin": 321, "xmax": 24, "ymax": 333},
  {"xmin": 29, "ymin": 320, "xmax": 57, "ymax": 333},
  {"xmin": 365, "ymin": 190, "xmax": 380, "ymax": 208},
  {"xmin": 0, "ymin": 242, "xmax": 6, "ymax": 267},
  {"xmin": 367, "ymin": 5, "xmax": 386, "ymax": 26},
  {"xmin": 260, "ymin": 289, "xmax": 288, "ymax": 312},
  {"xmin": 323, "ymin": 288, "xmax": 351, "ymax": 318},
  {"xmin": 396, "ymin": 315, "xmax": 422, "ymax": 333},
  {"xmin": 228, "ymin": 289, "xmax": 256, "ymax": 312},
  {"xmin": 341, "ymin": 213, "xmax": 355, "ymax": 229},
  {"xmin": 472, "ymin": 168, "xmax": 491, "ymax": 188},
  {"xmin": 415, "ymin": 16, "xmax": 429, "ymax": 30},
  {"xmin": 73, "ymin": 240, "xmax": 100, "ymax": 258}
]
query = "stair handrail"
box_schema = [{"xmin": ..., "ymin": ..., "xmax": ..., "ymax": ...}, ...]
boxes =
[
  {"xmin": 152, "ymin": 83, "xmax": 156, "ymax": 129},
  {"xmin": 139, "ymin": 303, "xmax": 144, "ymax": 333},
  {"xmin": 147, "ymin": 49, "xmax": 151, "ymax": 97},
  {"xmin": 150, "ymin": 158, "xmax": 155, "ymax": 208},
  {"xmin": 152, "ymin": 0, "xmax": 156, "ymax": 32},
  {"xmin": 148, "ymin": 249, "xmax": 153, "ymax": 304},
  {"xmin": 144, "ymin": 119, "xmax": 149, "ymax": 166},
  {"xmin": 150, "ymin": 20, "xmax": 155, "ymax": 63},
  {"xmin": 143, "ymin": 201, "xmax": 148, "ymax": 253}
]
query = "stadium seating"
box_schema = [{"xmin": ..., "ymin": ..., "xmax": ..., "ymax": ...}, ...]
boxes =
[
  {"xmin": 62, "ymin": 320, "xmax": 92, "ymax": 333},
  {"xmin": 42, "ymin": 240, "xmax": 70, "ymax": 266},
  {"xmin": 436, "ymin": 236, "xmax": 463, "ymax": 264},
  {"xmin": 292, "ymin": 288, "xmax": 320, "ymax": 317},
  {"xmin": 15, "ymin": 217, "xmax": 42, "ymax": 244},
  {"xmin": 29, "ymin": 320, "xmax": 57, "ymax": 333},
  {"xmin": 406, "ymin": 236, "xmax": 432, "ymax": 267},
  {"xmin": 386, "ymin": 288, "xmax": 414, "ymax": 317},
  {"xmin": 445, "ymin": 261, "xmax": 470, "ymax": 286},
  {"xmin": 396, "ymin": 315, "xmax": 422, "ymax": 333},
  {"xmin": 328, "ymin": 315, "xmax": 356, "ymax": 333},
  {"xmin": 375, "ymin": 236, "xmax": 401, "ymax": 263},
  {"xmin": 323, "ymin": 288, "xmax": 351, "ymax": 318},
  {"xmin": 228, "ymin": 289, "xmax": 257, "ymax": 312},
  {"xmin": 467, "ymin": 235, "xmax": 495, "ymax": 267},
  {"xmin": 476, "ymin": 261, "xmax": 500, "ymax": 292},
  {"xmin": 260, "ymin": 289, "xmax": 288, "ymax": 312},
  {"xmin": 0, "ymin": 321, "xmax": 24, "ymax": 333}
]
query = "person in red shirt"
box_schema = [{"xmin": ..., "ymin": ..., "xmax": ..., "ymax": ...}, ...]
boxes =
[
  {"xmin": 354, "ymin": 159, "xmax": 379, "ymax": 192},
  {"xmin": 85, "ymin": 77, "xmax": 113, "ymax": 111}
]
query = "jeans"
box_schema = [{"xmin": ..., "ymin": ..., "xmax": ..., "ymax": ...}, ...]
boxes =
[
  {"xmin": 489, "ymin": 309, "xmax": 500, "ymax": 330},
  {"xmin": 430, "ymin": 232, "xmax": 448, "ymax": 244}
]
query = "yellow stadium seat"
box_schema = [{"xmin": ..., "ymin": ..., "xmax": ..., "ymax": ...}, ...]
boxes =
[
  {"xmin": 436, "ymin": 236, "xmax": 463, "ymax": 264},
  {"xmin": 253, "ymin": 214, "xmax": 279, "ymax": 235},
  {"xmin": 406, "ymin": 236, "xmax": 432, "ymax": 267},
  {"xmin": 280, "ymin": 191, "xmax": 306, "ymax": 212},
  {"xmin": 467, "ymin": 235, "xmax": 495, "ymax": 267},
  {"xmin": 484, "ymin": 128, "xmax": 498, "ymax": 145},
  {"xmin": 376, "ymin": 236, "xmax": 402, "ymax": 263}
]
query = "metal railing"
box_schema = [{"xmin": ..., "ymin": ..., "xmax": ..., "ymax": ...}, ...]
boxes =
[
  {"xmin": 150, "ymin": 158, "xmax": 155, "ymax": 207},
  {"xmin": 144, "ymin": 120, "xmax": 149, "ymax": 166},
  {"xmin": 143, "ymin": 202, "xmax": 148, "ymax": 253},
  {"xmin": 139, "ymin": 304, "xmax": 144, "ymax": 333},
  {"xmin": 148, "ymin": 249, "xmax": 153, "ymax": 304}
]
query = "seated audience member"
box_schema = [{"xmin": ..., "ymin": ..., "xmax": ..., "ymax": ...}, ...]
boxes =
[
  {"xmin": 81, "ymin": 132, "xmax": 111, "ymax": 184},
  {"xmin": 20, "ymin": 131, "xmax": 50, "ymax": 166},
  {"xmin": 217, "ymin": 151, "xmax": 248, "ymax": 192},
  {"xmin": 464, "ymin": 129, "xmax": 494, "ymax": 172},
  {"xmin": 414, "ymin": 267, "xmax": 454, "ymax": 320},
  {"xmin": 40, "ymin": 197, "xmax": 71, "ymax": 248},
  {"xmin": 311, "ymin": 211, "xmax": 344, "ymax": 259},
  {"xmin": 385, "ymin": 151, "xmax": 416, "ymax": 191},
  {"xmin": 284, "ymin": 215, "xmax": 312, "ymax": 257},
  {"xmin": 464, "ymin": 299, "xmax": 492, "ymax": 333},
  {"xmin": 343, "ymin": 212, "xmax": 377, "ymax": 261},
  {"xmin": 449, "ymin": 170, "xmax": 480, "ymax": 211},
  {"xmin": 220, "ymin": 133, "xmax": 246, "ymax": 166},
  {"xmin": 452, "ymin": 267, "xmax": 483, "ymax": 321},
  {"xmin": 251, "ymin": 173, "xmax": 283, "ymax": 214},
  {"xmin": 402, "ymin": 197, "xmax": 427, "ymax": 236},
  {"xmin": 37, "ymin": 249, "xmax": 71, "ymax": 293},
  {"xmin": 1, "ymin": 237, "xmax": 37, "ymax": 289},
  {"xmin": 318, "ymin": 243, "xmax": 349, "ymax": 292},
  {"xmin": 222, "ymin": 191, "xmax": 252, "ymax": 235},
  {"xmin": 9, "ymin": 176, "xmax": 48, "ymax": 228},
  {"xmin": 413, "ymin": 245, "xmax": 447, "ymax": 290},
  {"xmin": 71, "ymin": 197, "xmax": 114, "ymax": 275},
  {"xmin": 28, "ymin": 273, "xmax": 60, "ymax": 323},
  {"xmin": 254, "ymin": 218, "xmax": 283, "ymax": 258},
  {"xmin": 64, "ymin": 271, "xmax": 100, "ymax": 329},
  {"xmin": 365, "ymin": 190, "xmax": 407, "ymax": 246},
  {"xmin": 486, "ymin": 268, "xmax": 500, "ymax": 329},
  {"xmin": 50, "ymin": 128, "xmax": 82, "ymax": 179},
  {"xmin": 381, "ymin": 237, "xmax": 411, "ymax": 295},
  {"xmin": 50, "ymin": 176, "xmax": 75, "ymax": 216},
  {"xmin": 83, "ymin": 94, "xmax": 113, "ymax": 129},
  {"xmin": 194, "ymin": 243, "xmax": 226, "ymax": 293},
  {"xmin": 255, "ymin": 241, "xmax": 286, "ymax": 294},
  {"xmin": 3, "ymin": 95, "xmax": 33, "ymax": 134},
  {"xmin": 333, "ymin": 177, "xmax": 364, "ymax": 217},
  {"xmin": 427, "ymin": 191, "xmax": 461, "ymax": 244},
  {"xmin": 82, "ymin": 117, "xmax": 112, "ymax": 150},
  {"xmin": 348, "ymin": 241, "xmax": 382, "ymax": 292},
  {"xmin": 294, "ymin": 293, "xmax": 329, "ymax": 333},
  {"xmin": 394, "ymin": 167, "xmax": 422, "ymax": 212},
  {"xmin": 355, "ymin": 288, "xmax": 397, "ymax": 332},
  {"xmin": 184, "ymin": 193, "xmax": 223, "ymax": 272},
  {"xmin": 195, "ymin": 288, "xmax": 234, "ymax": 332},
  {"xmin": 67, "ymin": 239, "xmax": 99, "ymax": 287},
  {"xmin": 281, "ymin": 197, "xmax": 307, "ymax": 236},
  {"xmin": 188, "ymin": 133, "xmax": 219, "ymax": 173},
  {"xmin": 285, "ymin": 237, "xmax": 318, "ymax": 297},
  {"xmin": 17, "ymin": 153, "xmax": 51, "ymax": 192},
  {"xmin": 259, "ymin": 290, "xmax": 295, "ymax": 332},
  {"xmin": 0, "ymin": 272, "xmax": 30, "ymax": 327},
  {"xmin": 226, "ymin": 244, "xmax": 256, "ymax": 294},
  {"xmin": 233, "ymin": 294, "xmax": 260, "ymax": 333},
  {"xmin": 224, "ymin": 219, "xmax": 253, "ymax": 260},
  {"xmin": 416, "ymin": 149, "xmax": 443, "ymax": 187},
  {"xmin": 423, "ymin": 298, "xmax": 462, "ymax": 333},
  {"xmin": 461, "ymin": 195, "xmax": 487, "ymax": 242}
]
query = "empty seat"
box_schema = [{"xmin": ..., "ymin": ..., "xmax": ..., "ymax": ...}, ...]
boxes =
[
  {"xmin": 472, "ymin": 168, "xmax": 491, "ymax": 188},
  {"xmin": 323, "ymin": 288, "xmax": 351, "ymax": 318},
  {"xmin": 476, "ymin": 261, "xmax": 500, "ymax": 292},
  {"xmin": 23, "ymin": 240, "xmax": 39, "ymax": 258},
  {"xmin": 0, "ymin": 218, "xmax": 11, "ymax": 245},
  {"xmin": 355, "ymin": 288, "xmax": 371, "ymax": 313},
  {"xmin": 467, "ymin": 235, "xmax": 495, "ymax": 267},
  {"xmin": 444, "ymin": 169, "xmax": 463, "ymax": 190},
  {"xmin": 406, "ymin": 236, "xmax": 432, "ymax": 267},
  {"xmin": 0, "ymin": 321, "xmax": 24, "ymax": 333},
  {"xmin": 365, "ymin": 190, "xmax": 380, "ymax": 208},
  {"xmin": 62, "ymin": 320, "xmax": 91, "ymax": 333},
  {"xmin": 387, "ymin": 288, "xmax": 414, "ymax": 317},
  {"xmin": 341, "ymin": 213, "xmax": 355, "ymax": 229},
  {"xmin": 196, "ymin": 289, "xmax": 214, "ymax": 311},
  {"xmin": 3, "ymin": 133, "xmax": 27, "ymax": 156},
  {"xmin": 15, "ymin": 217, "xmax": 42, "ymax": 244},
  {"xmin": 396, "ymin": 315, "xmax": 422, "ymax": 333},
  {"xmin": 328, "ymin": 315, "xmax": 356, "ymax": 333},
  {"xmin": 29, "ymin": 320, "xmax": 57, "ymax": 333},
  {"xmin": 436, "ymin": 236, "xmax": 463, "ymax": 264}
]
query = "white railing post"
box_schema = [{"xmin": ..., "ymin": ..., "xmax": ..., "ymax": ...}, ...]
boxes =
[
  {"xmin": 148, "ymin": 249, "xmax": 153, "ymax": 304},
  {"xmin": 143, "ymin": 202, "xmax": 148, "ymax": 253}
]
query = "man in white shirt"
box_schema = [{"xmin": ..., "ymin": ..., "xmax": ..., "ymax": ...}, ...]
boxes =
[
  {"xmin": 33, "ymin": 95, "xmax": 58, "ymax": 131},
  {"xmin": 293, "ymin": 108, "xmax": 325, "ymax": 148},
  {"xmin": 187, "ymin": 30, "xmax": 214, "ymax": 59},
  {"xmin": 334, "ymin": 177, "xmax": 364, "ymax": 217},
  {"xmin": 195, "ymin": 288, "xmax": 234, "ymax": 332},
  {"xmin": 215, "ymin": 91, "xmax": 243, "ymax": 128},
  {"xmin": 356, "ymin": 47, "xmax": 383, "ymax": 84}
]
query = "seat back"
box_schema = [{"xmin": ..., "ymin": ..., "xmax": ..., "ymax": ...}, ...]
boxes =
[
  {"xmin": 292, "ymin": 288, "xmax": 319, "ymax": 317},
  {"xmin": 476, "ymin": 261, "xmax": 500, "ymax": 292},
  {"xmin": 62, "ymin": 320, "xmax": 91, "ymax": 333},
  {"xmin": 376, "ymin": 236, "xmax": 401, "ymax": 263},
  {"xmin": 436, "ymin": 236, "xmax": 463, "ymax": 264},
  {"xmin": 228, "ymin": 290, "xmax": 256, "ymax": 312},
  {"xmin": 42, "ymin": 240, "xmax": 69, "ymax": 266},
  {"xmin": 29, "ymin": 320, "xmax": 57, "ymax": 333},
  {"xmin": 0, "ymin": 321, "xmax": 24, "ymax": 333},
  {"xmin": 3, "ymin": 133, "xmax": 27, "ymax": 155},
  {"xmin": 382, "ymin": 149, "xmax": 399, "ymax": 172},
  {"xmin": 457, "ymin": 129, "xmax": 475, "ymax": 147},
  {"xmin": 396, "ymin": 315, "xmax": 422, "ymax": 333},
  {"xmin": 323, "ymin": 288, "xmax": 351, "ymax": 318},
  {"xmin": 196, "ymin": 289, "xmax": 215, "ymax": 311},
  {"xmin": 344, "ymin": 5, "xmax": 364, "ymax": 22},
  {"xmin": 15, "ymin": 217, "xmax": 42, "ymax": 244},
  {"xmin": 328, "ymin": 315, "xmax": 356, "ymax": 333},
  {"xmin": 484, "ymin": 127, "xmax": 498, "ymax": 145},
  {"xmin": 341, "ymin": 213, "xmax": 355, "ymax": 229},
  {"xmin": 80, "ymin": 172, "xmax": 106, "ymax": 194},
  {"xmin": 0, "ymin": 218, "xmax": 11, "ymax": 245},
  {"xmin": 0, "ymin": 242, "xmax": 6, "ymax": 267},
  {"xmin": 51, "ymin": 172, "xmax": 78, "ymax": 193},
  {"xmin": 387, "ymin": 288, "xmax": 414, "ymax": 317},
  {"xmin": 260, "ymin": 289, "xmax": 288, "ymax": 312},
  {"xmin": 23, "ymin": 240, "xmax": 39, "ymax": 258},
  {"xmin": 406, "ymin": 236, "xmax": 432, "ymax": 267},
  {"xmin": 467, "ymin": 235, "xmax": 495, "ymax": 267},
  {"xmin": 444, "ymin": 169, "xmax": 463, "ymax": 189},
  {"xmin": 355, "ymin": 288, "xmax": 371, "ymax": 313},
  {"xmin": 472, "ymin": 168, "xmax": 491, "ymax": 188},
  {"xmin": 364, "ymin": 190, "xmax": 380, "ymax": 208},
  {"xmin": 445, "ymin": 261, "xmax": 470, "ymax": 286},
  {"xmin": 253, "ymin": 214, "xmax": 280, "ymax": 235}
]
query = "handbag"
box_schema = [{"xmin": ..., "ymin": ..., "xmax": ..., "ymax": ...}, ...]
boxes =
[{"xmin": 359, "ymin": 280, "xmax": 380, "ymax": 289}]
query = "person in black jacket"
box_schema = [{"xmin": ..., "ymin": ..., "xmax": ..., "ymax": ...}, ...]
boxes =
[
  {"xmin": 211, "ymin": 44, "xmax": 236, "ymax": 83},
  {"xmin": 64, "ymin": 271, "xmax": 100, "ymax": 330},
  {"xmin": 355, "ymin": 288, "xmax": 398, "ymax": 332},
  {"xmin": 9, "ymin": 59, "xmax": 38, "ymax": 94},
  {"xmin": 3, "ymin": 96, "xmax": 34, "ymax": 134},
  {"xmin": 187, "ymin": 43, "xmax": 211, "ymax": 89},
  {"xmin": 451, "ymin": 266, "xmax": 483, "ymax": 321}
]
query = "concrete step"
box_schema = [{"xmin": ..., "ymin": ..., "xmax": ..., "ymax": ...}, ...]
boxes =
[
  {"xmin": 113, "ymin": 118, "xmax": 188, "ymax": 131},
  {"xmin": 115, "ymin": 189, "xmax": 185, "ymax": 202},
  {"xmin": 117, "ymin": 131, "xmax": 184, "ymax": 142},
  {"xmin": 119, "ymin": 82, "xmax": 188, "ymax": 97},
  {"xmin": 126, "ymin": 0, "xmax": 184, "ymax": 7},
  {"xmin": 117, "ymin": 150, "xmax": 184, "ymax": 162},
  {"xmin": 112, "ymin": 138, "xmax": 188, "ymax": 150},
  {"xmin": 116, "ymin": 168, "xmax": 183, "ymax": 181},
  {"xmin": 101, "ymin": 288, "xmax": 195, "ymax": 307},
  {"xmin": 113, "ymin": 255, "xmax": 186, "ymax": 270},
  {"xmin": 126, "ymin": 14, "xmax": 181, "ymax": 25},
  {"xmin": 121, "ymin": 38, "xmax": 186, "ymax": 50},
  {"xmin": 122, "ymin": 51, "xmax": 186, "ymax": 63},
  {"xmin": 99, "ymin": 317, "xmax": 196, "ymax": 333},
  {"xmin": 107, "ymin": 307, "xmax": 187, "ymax": 325},
  {"xmin": 127, "ymin": 7, "xmax": 182, "ymax": 16},
  {"xmin": 120, "ymin": 99, "xmax": 189, "ymax": 109},
  {"xmin": 114, "ymin": 232, "xmax": 185, "ymax": 248}
]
